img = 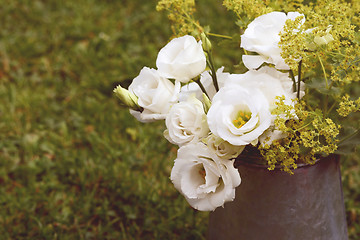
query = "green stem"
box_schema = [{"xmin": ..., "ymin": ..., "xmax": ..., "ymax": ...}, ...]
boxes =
[
  {"xmin": 326, "ymin": 102, "xmax": 337, "ymax": 116},
  {"xmin": 294, "ymin": 121, "xmax": 313, "ymax": 132},
  {"xmin": 317, "ymin": 54, "xmax": 328, "ymax": 89},
  {"xmin": 207, "ymin": 51, "xmax": 219, "ymax": 92},
  {"xmin": 289, "ymin": 70, "xmax": 296, "ymax": 93},
  {"xmin": 317, "ymin": 55, "xmax": 331, "ymax": 117},
  {"xmin": 181, "ymin": 9, "xmax": 203, "ymax": 32},
  {"xmin": 195, "ymin": 80, "xmax": 210, "ymax": 99},
  {"xmin": 207, "ymin": 32, "xmax": 232, "ymax": 39},
  {"xmin": 297, "ymin": 60, "xmax": 302, "ymax": 99},
  {"xmin": 337, "ymin": 128, "xmax": 360, "ymax": 146}
]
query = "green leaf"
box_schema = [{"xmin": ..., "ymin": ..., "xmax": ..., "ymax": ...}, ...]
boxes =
[{"xmin": 306, "ymin": 77, "xmax": 341, "ymax": 96}]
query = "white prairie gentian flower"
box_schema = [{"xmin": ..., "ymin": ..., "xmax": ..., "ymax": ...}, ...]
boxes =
[
  {"xmin": 128, "ymin": 67, "xmax": 180, "ymax": 122},
  {"xmin": 226, "ymin": 66, "xmax": 302, "ymax": 109},
  {"xmin": 207, "ymin": 85, "xmax": 271, "ymax": 146},
  {"xmin": 156, "ymin": 35, "xmax": 207, "ymax": 83},
  {"xmin": 241, "ymin": 11, "xmax": 304, "ymax": 70},
  {"xmin": 170, "ymin": 142, "xmax": 241, "ymax": 211},
  {"xmin": 203, "ymin": 134, "xmax": 244, "ymax": 159},
  {"xmin": 164, "ymin": 95, "xmax": 209, "ymax": 146},
  {"xmin": 179, "ymin": 67, "xmax": 230, "ymax": 101},
  {"xmin": 226, "ymin": 67, "xmax": 304, "ymax": 145}
]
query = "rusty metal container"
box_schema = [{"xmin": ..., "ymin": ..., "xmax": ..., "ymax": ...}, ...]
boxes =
[{"xmin": 208, "ymin": 154, "xmax": 348, "ymax": 240}]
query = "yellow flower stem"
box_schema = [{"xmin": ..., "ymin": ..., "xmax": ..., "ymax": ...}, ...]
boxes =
[
  {"xmin": 317, "ymin": 54, "xmax": 328, "ymax": 89},
  {"xmin": 181, "ymin": 9, "xmax": 203, "ymax": 32},
  {"xmin": 180, "ymin": 9, "xmax": 233, "ymax": 42},
  {"xmin": 294, "ymin": 112, "xmax": 323, "ymax": 132},
  {"xmin": 207, "ymin": 32, "xmax": 232, "ymax": 39},
  {"xmin": 285, "ymin": 136, "xmax": 295, "ymax": 148},
  {"xmin": 317, "ymin": 54, "xmax": 331, "ymax": 117},
  {"xmin": 327, "ymin": 50, "xmax": 354, "ymax": 59},
  {"xmin": 294, "ymin": 121, "xmax": 313, "ymax": 132}
]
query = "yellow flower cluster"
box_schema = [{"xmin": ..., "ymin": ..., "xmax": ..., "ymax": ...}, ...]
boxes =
[
  {"xmin": 260, "ymin": 97, "xmax": 340, "ymax": 174},
  {"xmin": 222, "ymin": 0, "xmax": 273, "ymax": 29},
  {"xmin": 156, "ymin": 0, "xmax": 202, "ymax": 38},
  {"xmin": 337, "ymin": 95, "xmax": 360, "ymax": 117},
  {"xmin": 352, "ymin": 0, "xmax": 360, "ymax": 26},
  {"xmin": 300, "ymin": 118, "xmax": 340, "ymax": 154},
  {"xmin": 279, "ymin": 0, "xmax": 359, "ymax": 85}
]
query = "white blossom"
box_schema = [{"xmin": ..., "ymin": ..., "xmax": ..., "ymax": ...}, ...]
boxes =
[
  {"xmin": 207, "ymin": 84, "xmax": 272, "ymax": 146},
  {"xmin": 156, "ymin": 35, "xmax": 207, "ymax": 83},
  {"xmin": 129, "ymin": 67, "xmax": 179, "ymax": 122},
  {"xmin": 164, "ymin": 95, "xmax": 209, "ymax": 146},
  {"xmin": 203, "ymin": 134, "xmax": 244, "ymax": 159},
  {"xmin": 170, "ymin": 142, "xmax": 241, "ymax": 211},
  {"xmin": 241, "ymin": 11, "xmax": 304, "ymax": 70},
  {"xmin": 226, "ymin": 66, "xmax": 302, "ymax": 109}
]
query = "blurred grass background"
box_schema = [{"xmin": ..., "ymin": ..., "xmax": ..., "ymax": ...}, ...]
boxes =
[{"xmin": 0, "ymin": 0, "xmax": 359, "ymax": 239}]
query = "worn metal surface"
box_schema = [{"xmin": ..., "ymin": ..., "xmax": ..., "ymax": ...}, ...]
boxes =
[{"xmin": 208, "ymin": 155, "xmax": 348, "ymax": 240}]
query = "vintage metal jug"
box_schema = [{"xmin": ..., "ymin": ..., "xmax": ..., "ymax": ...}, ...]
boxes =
[{"xmin": 208, "ymin": 155, "xmax": 348, "ymax": 240}]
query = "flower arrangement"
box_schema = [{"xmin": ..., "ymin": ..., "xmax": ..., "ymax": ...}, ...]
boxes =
[{"xmin": 114, "ymin": 0, "xmax": 360, "ymax": 211}]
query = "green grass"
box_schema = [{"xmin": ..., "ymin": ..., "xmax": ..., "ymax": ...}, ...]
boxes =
[{"xmin": 0, "ymin": 0, "xmax": 359, "ymax": 239}]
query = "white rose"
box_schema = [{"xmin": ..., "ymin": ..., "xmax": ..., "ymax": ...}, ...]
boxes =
[
  {"xmin": 156, "ymin": 35, "xmax": 207, "ymax": 83},
  {"xmin": 203, "ymin": 134, "xmax": 244, "ymax": 159},
  {"xmin": 129, "ymin": 67, "xmax": 180, "ymax": 122},
  {"xmin": 164, "ymin": 95, "xmax": 209, "ymax": 146},
  {"xmin": 170, "ymin": 142, "xmax": 241, "ymax": 211},
  {"xmin": 207, "ymin": 85, "xmax": 272, "ymax": 146},
  {"xmin": 241, "ymin": 11, "xmax": 304, "ymax": 70},
  {"xmin": 179, "ymin": 67, "xmax": 230, "ymax": 101}
]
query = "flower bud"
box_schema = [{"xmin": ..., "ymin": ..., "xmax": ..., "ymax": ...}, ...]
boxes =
[
  {"xmin": 314, "ymin": 33, "xmax": 334, "ymax": 46},
  {"xmin": 113, "ymin": 85, "xmax": 141, "ymax": 111},
  {"xmin": 200, "ymin": 32, "xmax": 212, "ymax": 53},
  {"xmin": 305, "ymin": 25, "xmax": 334, "ymax": 51},
  {"xmin": 202, "ymin": 93, "xmax": 211, "ymax": 114}
]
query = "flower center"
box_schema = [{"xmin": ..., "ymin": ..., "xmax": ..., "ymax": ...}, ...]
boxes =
[
  {"xmin": 198, "ymin": 167, "xmax": 206, "ymax": 179},
  {"xmin": 233, "ymin": 111, "xmax": 251, "ymax": 128}
]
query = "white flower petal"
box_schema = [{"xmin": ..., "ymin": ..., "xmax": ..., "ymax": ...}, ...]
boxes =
[
  {"xmin": 170, "ymin": 143, "xmax": 241, "ymax": 211},
  {"xmin": 242, "ymin": 55, "xmax": 269, "ymax": 70},
  {"xmin": 156, "ymin": 35, "xmax": 206, "ymax": 83},
  {"xmin": 165, "ymin": 95, "xmax": 209, "ymax": 146},
  {"xmin": 128, "ymin": 67, "xmax": 179, "ymax": 122},
  {"xmin": 207, "ymin": 85, "xmax": 271, "ymax": 146},
  {"xmin": 241, "ymin": 11, "xmax": 305, "ymax": 70}
]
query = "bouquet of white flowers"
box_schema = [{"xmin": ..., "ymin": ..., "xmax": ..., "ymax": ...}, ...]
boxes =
[{"xmin": 114, "ymin": 0, "xmax": 359, "ymax": 211}]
